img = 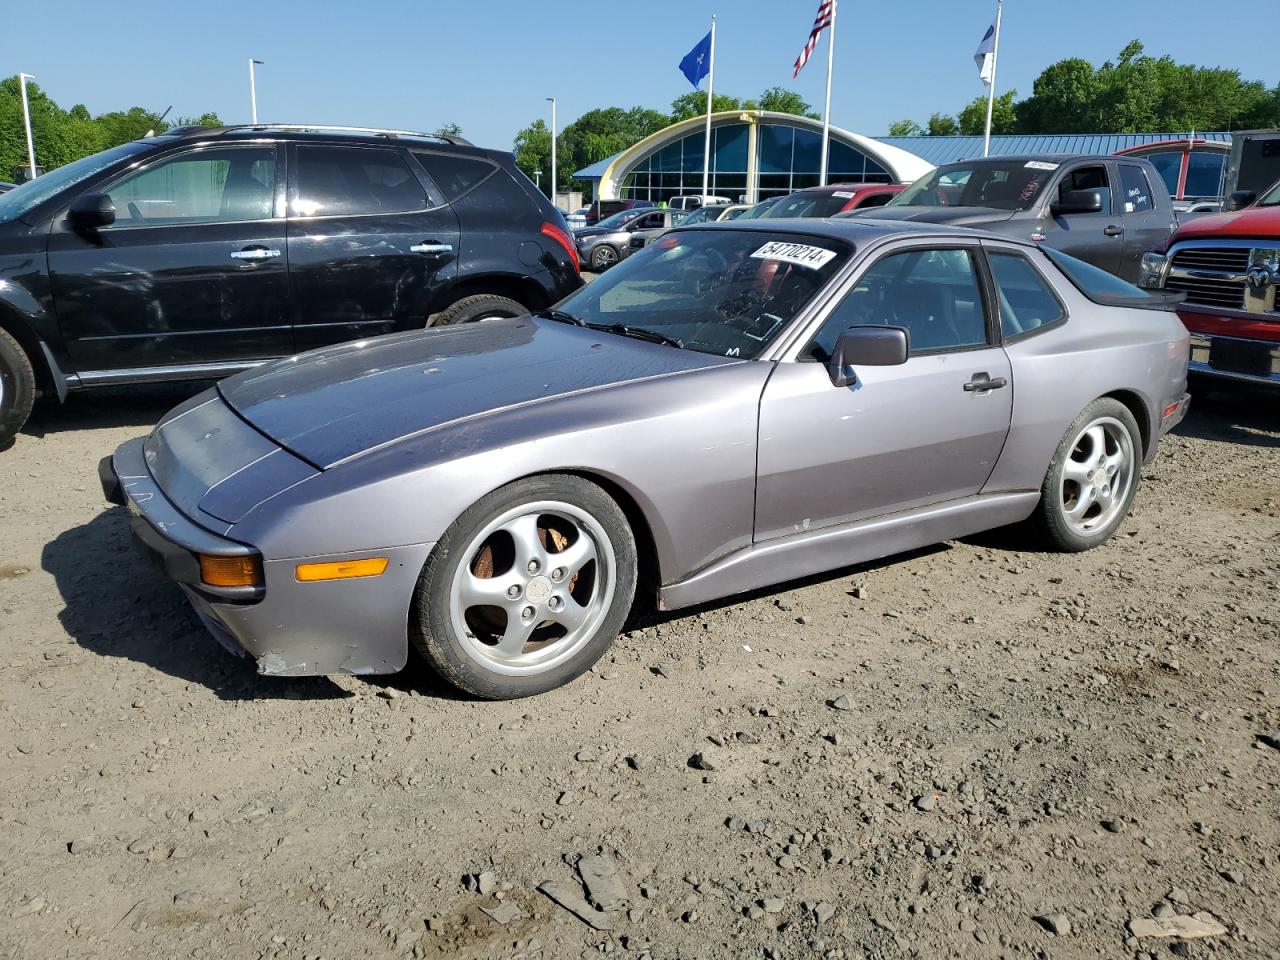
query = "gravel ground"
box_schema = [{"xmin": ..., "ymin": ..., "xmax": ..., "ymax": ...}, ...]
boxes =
[{"xmin": 1, "ymin": 382, "xmax": 1278, "ymax": 960}]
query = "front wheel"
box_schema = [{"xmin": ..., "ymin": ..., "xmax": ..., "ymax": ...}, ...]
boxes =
[
  {"xmin": 589, "ymin": 244, "xmax": 619, "ymax": 271},
  {"xmin": 1031, "ymin": 398, "xmax": 1142, "ymax": 552},
  {"xmin": 411, "ymin": 475, "xmax": 638, "ymax": 699}
]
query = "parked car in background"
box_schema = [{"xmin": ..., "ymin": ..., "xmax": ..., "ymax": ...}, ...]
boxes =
[
  {"xmin": 583, "ymin": 198, "xmax": 655, "ymax": 225},
  {"xmin": 101, "ymin": 218, "xmax": 1189, "ymax": 699},
  {"xmin": 0, "ymin": 182, "xmax": 16, "ymax": 194},
  {"xmin": 622, "ymin": 209, "xmax": 693, "ymax": 258},
  {"xmin": 576, "ymin": 207, "xmax": 685, "ymax": 271},
  {"xmin": 0, "ymin": 123, "xmax": 581, "ymax": 449},
  {"xmin": 679, "ymin": 203, "xmax": 751, "ymax": 225},
  {"xmin": 762, "ymin": 183, "xmax": 905, "ymax": 219},
  {"xmin": 1139, "ymin": 178, "xmax": 1280, "ymax": 390},
  {"xmin": 668, "ymin": 194, "xmax": 731, "ymax": 211},
  {"xmin": 736, "ymin": 195, "xmax": 785, "ymax": 219},
  {"xmin": 857, "ymin": 155, "xmax": 1176, "ymax": 284}
]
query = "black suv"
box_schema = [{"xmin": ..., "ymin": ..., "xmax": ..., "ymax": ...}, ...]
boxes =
[{"xmin": 0, "ymin": 124, "xmax": 582, "ymax": 447}]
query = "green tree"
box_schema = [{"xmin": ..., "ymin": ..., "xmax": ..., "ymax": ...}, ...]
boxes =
[
  {"xmin": 957, "ymin": 90, "xmax": 1017, "ymax": 136},
  {"xmin": 887, "ymin": 119, "xmax": 922, "ymax": 137},
  {"xmin": 926, "ymin": 113, "xmax": 959, "ymax": 136},
  {"xmin": 434, "ymin": 121, "xmax": 463, "ymax": 138},
  {"xmin": 669, "ymin": 91, "xmax": 744, "ymax": 121},
  {"xmin": 756, "ymin": 87, "xmax": 819, "ymax": 119}
]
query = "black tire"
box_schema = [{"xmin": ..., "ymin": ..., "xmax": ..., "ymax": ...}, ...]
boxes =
[
  {"xmin": 1030, "ymin": 397, "xmax": 1143, "ymax": 552},
  {"xmin": 411, "ymin": 474, "xmax": 638, "ymax": 699},
  {"xmin": 589, "ymin": 244, "xmax": 620, "ymax": 271},
  {"xmin": 428, "ymin": 294, "xmax": 526, "ymax": 328},
  {"xmin": 0, "ymin": 328, "xmax": 36, "ymax": 451}
]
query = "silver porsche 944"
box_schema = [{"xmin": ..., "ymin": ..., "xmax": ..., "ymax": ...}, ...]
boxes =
[{"xmin": 102, "ymin": 220, "xmax": 1190, "ymax": 699}]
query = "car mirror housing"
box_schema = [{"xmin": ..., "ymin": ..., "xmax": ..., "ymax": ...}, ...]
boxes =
[
  {"xmin": 828, "ymin": 325, "xmax": 909, "ymax": 387},
  {"xmin": 68, "ymin": 192, "xmax": 116, "ymax": 229},
  {"xmin": 1051, "ymin": 188, "xmax": 1105, "ymax": 216},
  {"xmin": 1224, "ymin": 190, "xmax": 1256, "ymax": 212}
]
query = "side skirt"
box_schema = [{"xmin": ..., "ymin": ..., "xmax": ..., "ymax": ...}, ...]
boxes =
[
  {"xmin": 67, "ymin": 360, "xmax": 270, "ymax": 389},
  {"xmin": 657, "ymin": 491, "xmax": 1041, "ymax": 612}
]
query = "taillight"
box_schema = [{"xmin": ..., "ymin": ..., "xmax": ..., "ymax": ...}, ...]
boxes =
[{"xmin": 541, "ymin": 221, "xmax": 580, "ymax": 273}]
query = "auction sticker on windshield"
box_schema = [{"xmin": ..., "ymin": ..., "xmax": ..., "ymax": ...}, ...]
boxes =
[
  {"xmin": 750, "ymin": 241, "xmax": 837, "ymax": 269},
  {"xmin": 1025, "ymin": 161, "xmax": 1059, "ymax": 171}
]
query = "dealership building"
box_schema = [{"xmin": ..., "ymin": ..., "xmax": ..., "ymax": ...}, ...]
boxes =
[{"xmin": 573, "ymin": 111, "xmax": 1230, "ymax": 206}]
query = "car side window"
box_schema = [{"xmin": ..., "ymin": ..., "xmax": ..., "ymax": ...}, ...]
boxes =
[
  {"xmin": 807, "ymin": 248, "xmax": 988, "ymax": 361},
  {"xmin": 1058, "ymin": 165, "xmax": 1111, "ymax": 214},
  {"xmin": 637, "ymin": 213, "xmax": 663, "ymax": 229},
  {"xmin": 855, "ymin": 193, "xmax": 892, "ymax": 209},
  {"xmin": 1118, "ymin": 164, "xmax": 1154, "ymax": 213},
  {"xmin": 411, "ymin": 152, "xmax": 495, "ymax": 203},
  {"xmin": 292, "ymin": 146, "xmax": 427, "ymax": 218},
  {"xmin": 988, "ymin": 252, "xmax": 1066, "ymax": 340},
  {"xmin": 104, "ymin": 147, "xmax": 275, "ymax": 226}
]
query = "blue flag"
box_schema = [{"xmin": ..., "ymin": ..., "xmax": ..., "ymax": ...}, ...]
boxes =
[{"xmin": 680, "ymin": 31, "xmax": 712, "ymax": 88}]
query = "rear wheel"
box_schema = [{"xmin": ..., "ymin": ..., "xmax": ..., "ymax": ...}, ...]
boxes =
[
  {"xmin": 411, "ymin": 475, "xmax": 637, "ymax": 699},
  {"xmin": 0, "ymin": 329, "xmax": 36, "ymax": 451},
  {"xmin": 428, "ymin": 294, "xmax": 526, "ymax": 327},
  {"xmin": 590, "ymin": 244, "xmax": 619, "ymax": 271},
  {"xmin": 1031, "ymin": 398, "xmax": 1142, "ymax": 552}
]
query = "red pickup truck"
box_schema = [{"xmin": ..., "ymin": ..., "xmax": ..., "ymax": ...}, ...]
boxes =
[{"xmin": 1141, "ymin": 181, "xmax": 1280, "ymax": 388}]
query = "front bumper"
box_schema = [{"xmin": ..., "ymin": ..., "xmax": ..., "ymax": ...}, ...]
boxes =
[
  {"xmin": 1186, "ymin": 333, "xmax": 1280, "ymax": 387},
  {"xmin": 101, "ymin": 438, "xmax": 434, "ymax": 676}
]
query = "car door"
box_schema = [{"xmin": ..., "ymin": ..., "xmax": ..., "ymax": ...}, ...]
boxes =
[
  {"xmin": 754, "ymin": 241, "xmax": 1013, "ymax": 541},
  {"xmin": 286, "ymin": 143, "xmax": 460, "ymax": 351},
  {"xmin": 47, "ymin": 142, "xmax": 290, "ymax": 372},
  {"xmin": 1042, "ymin": 162, "xmax": 1123, "ymax": 275},
  {"xmin": 1116, "ymin": 162, "xmax": 1171, "ymax": 282}
]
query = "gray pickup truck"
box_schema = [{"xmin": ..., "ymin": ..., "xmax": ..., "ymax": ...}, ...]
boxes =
[{"xmin": 859, "ymin": 154, "xmax": 1176, "ymax": 283}]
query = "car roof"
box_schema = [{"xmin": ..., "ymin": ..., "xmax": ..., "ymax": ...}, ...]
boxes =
[
  {"xmin": 142, "ymin": 123, "xmax": 501, "ymax": 160},
  {"xmin": 793, "ymin": 182, "xmax": 899, "ymax": 194},
  {"xmin": 688, "ymin": 215, "xmax": 1040, "ymax": 251},
  {"xmin": 938, "ymin": 153, "xmax": 1111, "ymax": 165}
]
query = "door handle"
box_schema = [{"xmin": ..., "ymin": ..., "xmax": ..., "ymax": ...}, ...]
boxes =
[
  {"xmin": 409, "ymin": 242, "xmax": 454, "ymax": 255},
  {"xmin": 230, "ymin": 247, "xmax": 281, "ymax": 261},
  {"xmin": 964, "ymin": 373, "xmax": 1008, "ymax": 392},
  {"xmin": 1103, "ymin": 225, "xmax": 1124, "ymax": 237}
]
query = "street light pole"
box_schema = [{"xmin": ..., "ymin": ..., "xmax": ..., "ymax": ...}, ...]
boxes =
[
  {"xmin": 545, "ymin": 97, "xmax": 557, "ymax": 208},
  {"xmin": 248, "ymin": 59, "xmax": 264, "ymax": 123},
  {"xmin": 18, "ymin": 73, "xmax": 37, "ymax": 179}
]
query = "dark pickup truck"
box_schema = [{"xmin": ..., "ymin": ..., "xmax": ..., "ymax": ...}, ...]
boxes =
[{"xmin": 858, "ymin": 154, "xmax": 1176, "ymax": 283}]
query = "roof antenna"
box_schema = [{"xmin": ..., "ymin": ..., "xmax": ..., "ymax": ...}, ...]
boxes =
[{"xmin": 144, "ymin": 105, "xmax": 173, "ymax": 139}]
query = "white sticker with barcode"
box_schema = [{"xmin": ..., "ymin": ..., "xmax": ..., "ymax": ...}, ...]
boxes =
[
  {"xmin": 750, "ymin": 241, "xmax": 837, "ymax": 269},
  {"xmin": 832, "ymin": 191, "xmax": 856, "ymax": 198},
  {"xmin": 1025, "ymin": 160, "xmax": 1059, "ymax": 170}
]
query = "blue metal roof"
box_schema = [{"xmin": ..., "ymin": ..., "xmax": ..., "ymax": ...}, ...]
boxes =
[
  {"xmin": 877, "ymin": 132, "xmax": 1230, "ymax": 167},
  {"xmin": 573, "ymin": 156, "xmax": 614, "ymax": 181}
]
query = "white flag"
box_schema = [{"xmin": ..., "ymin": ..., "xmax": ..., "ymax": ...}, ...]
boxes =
[{"xmin": 974, "ymin": 23, "xmax": 996, "ymax": 84}]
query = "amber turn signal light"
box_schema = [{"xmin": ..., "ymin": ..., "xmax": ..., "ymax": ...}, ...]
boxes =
[
  {"xmin": 198, "ymin": 553, "xmax": 264, "ymax": 588},
  {"xmin": 295, "ymin": 557, "xmax": 389, "ymax": 582}
]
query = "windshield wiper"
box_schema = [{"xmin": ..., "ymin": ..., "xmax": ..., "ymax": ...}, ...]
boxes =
[
  {"xmin": 538, "ymin": 309, "xmax": 586, "ymax": 327},
  {"xmin": 589, "ymin": 322, "xmax": 684, "ymax": 349}
]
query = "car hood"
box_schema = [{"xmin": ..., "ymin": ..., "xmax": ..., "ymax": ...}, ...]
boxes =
[
  {"xmin": 1171, "ymin": 204, "xmax": 1280, "ymax": 241},
  {"xmin": 218, "ymin": 317, "xmax": 732, "ymax": 469},
  {"xmin": 853, "ymin": 205, "xmax": 1017, "ymax": 226}
]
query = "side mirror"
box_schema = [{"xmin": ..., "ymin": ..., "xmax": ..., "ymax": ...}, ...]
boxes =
[
  {"xmin": 1224, "ymin": 190, "xmax": 1256, "ymax": 212},
  {"xmin": 828, "ymin": 325, "xmax": 909, "ymax": 387},
  {"xmin": 68, "ymin": 192, "xmax": 116, "ymax": 229},
  {"xmin": 1051, "ymin": 188, "xmax": 1105, "ymax": 216}
]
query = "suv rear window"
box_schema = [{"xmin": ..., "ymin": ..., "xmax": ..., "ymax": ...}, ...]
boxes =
[
  {"xmin": 412, "ymin": 152, "xmax": 495, "ymax": 202},
  {"xmin": 292, "ymin": 146, "xmax": 427, "ymax": 217}
]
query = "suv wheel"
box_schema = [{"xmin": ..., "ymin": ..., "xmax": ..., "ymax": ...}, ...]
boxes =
[
  {"xmin": 590, "ymin": 245, "xmax": 619, "ymax": 271},
  {"xmin": 429, "ymin": 294, "xmax": 527, "ymax": 327},
  {"xmin": 0, "ymin": 329, "xmax": 36, "ymax": 451}
]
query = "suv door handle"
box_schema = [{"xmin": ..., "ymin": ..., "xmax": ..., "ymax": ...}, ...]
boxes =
[
  {"xmin": 410, "ymin": 242, "xmax": 454, "ymax": 255},
  {"xmin": 1103, "ymin": 225, "xmax": 1124, "ymax": 237},
  {"xmin": 230, "ymin": 246, "xmax": 281, "ymax": 261},
  {"xmin": 964, "ymin": 373, "xmax": 1008, "ymax": 392}
]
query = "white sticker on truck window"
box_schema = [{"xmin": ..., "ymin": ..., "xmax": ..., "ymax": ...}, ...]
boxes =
[
  {"xmin": 1025, "ymin": 160, "xmax": 1060, "ymax": 171},
  {"xmin": 750, "ymin": 241, "xmax": 837, "ymax": 269},
  {"xmin": 831, "ymin": 191, "xmax": 856, "ymax": 198}
]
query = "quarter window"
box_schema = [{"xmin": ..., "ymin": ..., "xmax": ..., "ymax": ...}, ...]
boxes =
[
  {"xmin": 292, "ymin": 146, "xmax": 427, "ymax": 217},
  {"xmin": 1118, "ymin": 164, "xmax": 1154, "ymax": 213},
  {"xmin": 809, "ymin": 248, "xmax": 988, "ymax": 359},
  {"xmin": 105, "ymin": 147, "xmax": 275, "ymax": 225},
  {"xmin": 412, "ymin": 152, "xmax": 495, "ymax": 202},
  {"xmin": 988, "ymin": 252, "xmax": 1065, "ymax": 339}
]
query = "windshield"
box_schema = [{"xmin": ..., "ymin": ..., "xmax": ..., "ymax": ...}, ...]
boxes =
[
  {"xmin": 1258, "ymin": 178, "xmax": 1280, "ymax": 206},
  {"xmin": 737, "ymin": 197, "xmax": 780, "ymax": 220},
  {"xmin": 0, "ymin": 142, "xmax": 149, "ymax": 222},
  {"xmin": 681, "ymin": 207, "xmax": 719, "ymax": 224},
  {"xmin": 761, "ymin": 191, "xmax": 851, "ymax": 219},
  {"xmin": 553, "ymin": 229, "xmax": 850, "ymax": 360},
  {"xmin": 594, "ymin": 208, "xmax": 649, "ymax": 229},
  {"xmin": 891, "ymin": 161, "xmax": 1057, "ymax": 211}
]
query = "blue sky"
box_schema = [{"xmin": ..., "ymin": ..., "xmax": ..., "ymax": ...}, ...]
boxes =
[{"xmin": 16, "ymin": 0, "xmax": 1278, "ymax": 155}]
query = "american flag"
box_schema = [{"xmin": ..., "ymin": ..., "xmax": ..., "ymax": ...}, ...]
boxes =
[{"xmin": 793, "ymin": 0, "xmax": 835, "ymax": 78}]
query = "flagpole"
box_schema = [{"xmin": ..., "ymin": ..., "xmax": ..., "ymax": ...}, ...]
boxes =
[
  {"xmin": 982, "ymin": 0, "xmax": 1002, "ymax": 158},
  {"xmin": 701, "ymin": 15, "xmax": 716, "ymax": 200},
  {"xmin": 819, "ymin": 1, "xmax": 836, "ymax": 186}
]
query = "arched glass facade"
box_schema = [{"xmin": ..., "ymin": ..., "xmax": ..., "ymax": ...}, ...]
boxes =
[{"xmin": 618, "ymin": 121, "xmax": 890, "ymax": 204}]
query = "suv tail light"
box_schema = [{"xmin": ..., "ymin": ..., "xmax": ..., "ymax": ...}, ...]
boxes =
[{"xmin": 540, "ymin": 222, "xmax": 580, "ymax": 273}]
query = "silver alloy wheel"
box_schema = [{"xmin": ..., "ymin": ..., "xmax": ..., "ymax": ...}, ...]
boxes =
[
  {"xmin": 591, "ymin": 246, "xmax": 617, "ymax": 270},
  {"xmin": 448, "ymin": 500, "xmax": 616, "ymax": 677},
  {"xmin": 1058, "ymin": 415, "xmax": 1135, "ymax": 536}
]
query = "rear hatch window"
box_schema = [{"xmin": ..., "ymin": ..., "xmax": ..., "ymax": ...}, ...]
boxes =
[{"xmin": 1044, "ymin": 249, "xmax": 1184, "ymax": 310}]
